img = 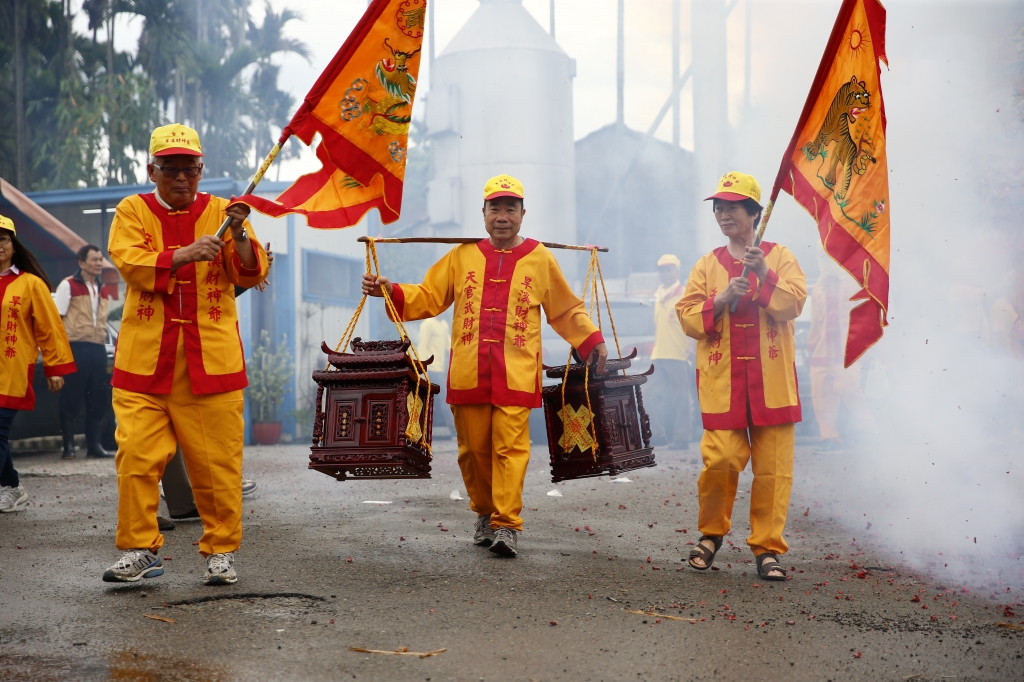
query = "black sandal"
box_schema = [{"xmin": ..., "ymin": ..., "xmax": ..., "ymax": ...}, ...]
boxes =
[
  {"xmin": 755, "ymin": 553, "xmax": 787, "ymax": 581},
  {"xmin": 687, "ymin": 535, "xmax": 723, "ymax": 570}
]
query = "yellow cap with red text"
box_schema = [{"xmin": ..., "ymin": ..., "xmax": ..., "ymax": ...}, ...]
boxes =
[
  {"xmin": 483, "ymin": 175, "xmax": 524, "ymax": 201},
  {"xmin": 656, "ymin": 254, "xmax": 680, "ymax": 268},
  {"xmin": 705, "ymin": 171, "xmax": 761, "ymax": 204},
  {"xmin": 150, "ymin": 123, "xmax": 203, "ymax": 157},
  {"xmin": 0, "ymin": 214, "xmax": 15, "ymax": 235}
]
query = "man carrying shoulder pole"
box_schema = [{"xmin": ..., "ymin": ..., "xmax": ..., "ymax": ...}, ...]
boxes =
[{"xmin": 362, "ymin": 175, "xmax": 608, "ymax": 558}]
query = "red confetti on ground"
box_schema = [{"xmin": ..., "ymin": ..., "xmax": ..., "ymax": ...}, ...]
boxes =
[
  {"xmin": 192, "ymin": 542, "xmax": 199, "ymax": 545},
  {"xmin": 17, "ymin": 546, "xmax": 21, "ymax": 549},
  {"xmin": 347, "ymin": 557, "xmax": 353, "ymax": 563},
  {"xmin": 430, "ymin": 609, "xmax": 434, "ymax": 613},
  {"xmin": 575, "ymin": 528, "xmax": 579, "ymax": 532},
  {"xmin": 163, "ymin": 556, "xmax": 172, "ymax": 561},
  {"xmin": 549, "ymin": 621, "xmax": 558, "ymax": 626},
  {"xmin": 618, "ymin": 504, "xmax": 627, "ymax": 510},
  {"xmin": 803, "ymin": 508, "xmax": 809, "ymax": 516},
  {"xmin": 330, "ymin": 619, "xmax": 335, "ymax": 624},
  {"xmin": 646, "ymin": 556, "xmax": 651, "ymax": 563},
  {"xmin": 400, "ymin": 537, "xmax": 405, "ymax": 541},
  {"xmin": 853, "ymin": 651, "xmax": 862, "ymax": 659},
  {"xmin": 1005, "ymin": 607, "xmax": 1017, "ymax": 618},
  {"xmin": 911, "ymin": 595, "xmax": 921, "ymax": 603}
]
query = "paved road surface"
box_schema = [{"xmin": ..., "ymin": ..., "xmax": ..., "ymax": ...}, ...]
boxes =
[{"xmin": 2, "ymin": 440, "xmax": 1022, "ymax": 681}]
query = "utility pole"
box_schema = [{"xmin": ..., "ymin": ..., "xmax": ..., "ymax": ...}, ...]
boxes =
[
  {"xmin": 550, "ymin": 0, "xmax": 555, "ymax": 39},
  {"xmin": 429, "ymin": 0, "xmax": 435, "ymax": 74},
  {"xmin": 744, "ymin": 0, "xmax": 753, "ymax": 113},
  {"xmin": 616, "ymin": 0, "xmax": 624, "ymax": 128},
  {"xmin": 671, "ymin": 0, "xmax": 680, "ymax": 147},
  {"xmin": 13, "ymin": 0, "xmax": 27, "ymax": 189}
]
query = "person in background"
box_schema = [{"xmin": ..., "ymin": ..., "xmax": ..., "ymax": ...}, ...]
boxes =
[
  {"xmin": 677, "ymin": 171, "xmax": 807, "ymax": 582},
  {"xmin": 807, "ymin": 250, "xmax": 872, "ymax": 454},
  {"xmin": 0, "ymin": 214, "xmax": 77, "ymax": 512},
  {"xmin": 102, "ymin": 124, "xmax": 268, "ymax": 584},
  {"xmin": 417, "ymin": 315, "xmax": 454, "ymax": 437},
  {"xmin": 363, "ymin": 175, "xmax": 607, "ymax": 557},
  {"xmin": 647, "ymin": 253, "xmax": 695, "ymax": 448},
  {"xmin": 55, "ymin": 244, "xmax": 115, "ymax": 459},
  {"xmin": 156, "ymin": 244, "xmax": 274, "ymax": 531}
]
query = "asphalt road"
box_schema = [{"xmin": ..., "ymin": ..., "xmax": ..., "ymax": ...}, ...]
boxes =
[{"xmin": 1, "ymin": 439, "xmax": 1022, "ymax": 681}]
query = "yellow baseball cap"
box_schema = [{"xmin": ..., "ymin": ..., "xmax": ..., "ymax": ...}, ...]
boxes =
[
  {"xmin": 150, "ymin": 123, "xmax": 203, "ymax": 157},
  {"xmin": 656, "ymin": 254, "xmax": 680, "ymax": 268},
  {"xmin": 0, "ymin": 214, "xmax": 15, "ymax": 235},
  {"xmin": 483, "ymin": 174, "xmax": 524, "ymax": 201},
  {"xmin": 705, "ymin": 171, "xmax": 761, "ymax": 203}
]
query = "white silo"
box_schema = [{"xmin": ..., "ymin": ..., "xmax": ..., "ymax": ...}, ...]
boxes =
[{"xmin": 426, "ymin": 0, "xmax": 577, "ymax": 275}]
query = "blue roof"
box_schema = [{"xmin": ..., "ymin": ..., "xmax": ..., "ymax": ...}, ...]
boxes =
[{"xmin": 26, "ymin": 179, "xmax": 294, "ymax": 207}]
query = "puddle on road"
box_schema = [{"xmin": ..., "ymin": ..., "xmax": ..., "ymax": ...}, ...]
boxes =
[
  {"xmin": 171, "ymin": 595, "xmax": 332, "ymax": 624},
  {"xmin": 0, "ymin": 650, "xmax": 229, "ymax": 681}
]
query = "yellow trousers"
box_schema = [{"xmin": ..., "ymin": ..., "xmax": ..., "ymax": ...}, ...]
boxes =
[
  {"xmin": 451, "ymin": 404, "xmax": 532, "ymax": 532},
  {"xmin": 697, "ymin": 423, "xmax": 795, "ymax": 556},
  {"xmin": 810, "ymin": 365, "xmax": 870, "ymax": 441},
  {"xmin": 113, "ymin": 332, "xmax": 244, "ymax": 556}
]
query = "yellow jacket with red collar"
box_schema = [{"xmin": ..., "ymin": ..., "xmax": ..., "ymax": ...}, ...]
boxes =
[
  {"xmin": 0, "ymin": 270, "xmax": 76, "ymax": 409},
  {"xmin": 676, "ymin": 242, "xmax": 807, "ymax": 429},
  {"xmin": 107, "ymin": 192, "xmax": 269, "ymax": 395},
  {"xmin": 389, "ymin": 238, "xmax": 604, "ymax": 408}
]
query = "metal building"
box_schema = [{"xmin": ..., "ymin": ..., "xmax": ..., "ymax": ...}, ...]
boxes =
[{"xmin": 426, "ymin": 0, "xmax": 577, "ymax": 273}]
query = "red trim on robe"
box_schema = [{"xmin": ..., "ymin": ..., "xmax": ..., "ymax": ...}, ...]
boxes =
[
  {"xmin": 576, "ymin": 330, "xmax": 605, "ymax": 360},
  {"xmin": 755, "ymin": 269, "xmax": 780, "ymax": 309},
  {"xmin": 0, "ymin": 363, "xmax": 35, "ymax": 410}
]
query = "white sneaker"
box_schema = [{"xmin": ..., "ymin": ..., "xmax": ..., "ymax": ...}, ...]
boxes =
[
  {"xmin": 0, "ymin": 485, "xmax": 28, "ymax": 512},
  {"xmin": 102, "ymin": 550, "xmax": 163, "ymax": 582},
  {"xmin": 241, "ymin": 479, "xmax": 258, "ymax": 497},
  {"xmin": 204, "ymin": 552, "xmax": 237, "ymax": 585},
  {"xmin": 473, "ymin": 515, "xmax": 495, "ymax": 547}
]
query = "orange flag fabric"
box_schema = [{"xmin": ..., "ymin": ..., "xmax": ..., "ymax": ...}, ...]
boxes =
[
  {"xmin": 774, "ymin": 0, "xmax": 889, "ymax": 367},
  {"xmin": 239, "ymin": 0, "xmax": 426, "ymax": 228}
]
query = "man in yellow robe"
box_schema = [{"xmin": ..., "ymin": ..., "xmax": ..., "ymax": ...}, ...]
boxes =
[
  {"xmin": 363, "ymin": 175, "xmax": 607, "ymax": 557},
  {"xmin": 677, "ymin": 171, "xmax": 806, "ymax": 581},
  {"xmin": 103, "ymin": 124, "xmax": 269, "ymax": 584}
]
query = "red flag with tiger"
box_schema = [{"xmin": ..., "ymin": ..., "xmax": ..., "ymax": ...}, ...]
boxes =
[
  {"xmin": 774, "ymin": 0, "xmax": 889, "ymax": 367},
  {"xmin": 238, "ymin": 0, "xmax": 426, "ymax": 228}
]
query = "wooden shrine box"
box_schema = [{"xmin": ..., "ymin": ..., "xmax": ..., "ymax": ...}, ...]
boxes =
[
  {"xmin": 309, "ymin": 338, "xmax": 440, "ymax": 480},
  {"xmin": 541, "ymin": 349, "xmax": 656, "ymax": 482}
]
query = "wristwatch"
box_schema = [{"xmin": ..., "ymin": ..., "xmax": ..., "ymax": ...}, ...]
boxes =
[{"xmin": 236, "ymin": 227, "xmax": 249, "ymax": 241}]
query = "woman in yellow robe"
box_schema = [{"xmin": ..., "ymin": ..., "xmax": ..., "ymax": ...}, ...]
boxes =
[
  {"xmin": 0, "ymin": 215, "xmax": 76, "ymax": 513},
  {"xmin": 677, "ymin": 172, "xmax": 806, "ymax": 580}
]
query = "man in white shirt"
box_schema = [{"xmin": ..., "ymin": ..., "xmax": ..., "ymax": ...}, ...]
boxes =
[
  {"xmin": 647, "ymin": 253, "xmax": 696, "ymax": 448},
  {"xmin": 55, "ymin": 245, "xmax": 114, "ymax": 459}
]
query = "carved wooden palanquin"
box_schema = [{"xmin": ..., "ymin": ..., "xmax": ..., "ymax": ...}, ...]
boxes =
[
  {"xmin": 541, "ymin": 349, "xmax": 656, "ymax": 482},
  {"xmin": 310, "ymin": 338, "xmax": 440, "ymax": 480}
]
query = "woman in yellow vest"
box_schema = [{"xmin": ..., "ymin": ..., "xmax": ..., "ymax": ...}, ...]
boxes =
[
  {"xmin": 677, "ymin": 172, "xmax": 807, "ymax": 581},
  {"xmin": 0, "ymin": 215, "xmax": 77, "ymax": 513}
]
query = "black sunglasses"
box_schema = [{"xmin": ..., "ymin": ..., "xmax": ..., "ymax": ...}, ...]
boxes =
[{"xmin": 155, "ymin": 164, "xmax": 203, "ymax": 179}]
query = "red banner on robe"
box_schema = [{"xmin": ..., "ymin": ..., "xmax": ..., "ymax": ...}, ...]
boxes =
[
  {"xmin": 239, "ymin": 0, "xmax": 426, "ymax": 228},
  {"xmin": 773, "ymin": 0, "xmax": 889, "ymax": 367}
]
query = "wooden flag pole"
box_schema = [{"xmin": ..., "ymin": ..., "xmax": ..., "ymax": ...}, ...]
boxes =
[
  {"xmin": 729, "ymin": 185, "xmax": 781, "ymax": 313},
  {"xmin": 358, "ymin": 236, "xmax": 609, "ymax": 252},
  {"xmin": 215, "ymin": 132, "xmax": 292, "ymax": 239}
]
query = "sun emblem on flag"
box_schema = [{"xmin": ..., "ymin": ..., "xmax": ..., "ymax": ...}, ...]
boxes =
[{"xmin": 396, "ymin": 0, "xmax": 426, "ymax": 39}]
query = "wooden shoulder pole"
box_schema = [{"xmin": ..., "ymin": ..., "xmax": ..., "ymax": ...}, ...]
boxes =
[{"xmin": 357, "ymin": 236, "xmax": 609, "ymax": 252}]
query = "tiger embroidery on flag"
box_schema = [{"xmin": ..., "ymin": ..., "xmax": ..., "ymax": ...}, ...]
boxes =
[{"xmin": 802, "ymin": 75, "xmax": 877, "ymax": 201}]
